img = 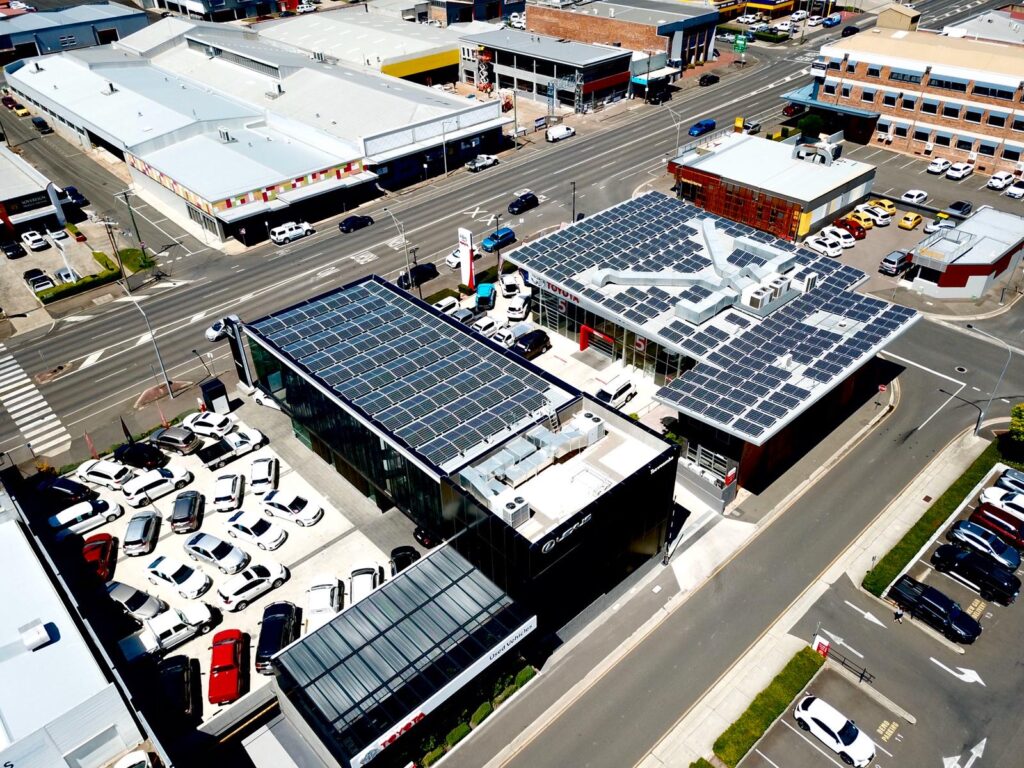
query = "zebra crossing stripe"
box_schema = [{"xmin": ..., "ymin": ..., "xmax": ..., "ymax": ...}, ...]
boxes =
[{"xmin": 0, "ymin": 344, "xmax": 72, "ymax": 456}]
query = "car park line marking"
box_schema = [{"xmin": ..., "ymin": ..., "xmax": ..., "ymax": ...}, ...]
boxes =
[
  {"xmin": 899, "ymin": 158, "xmax": 917, "ymax": 169},
  {"xmin": 874, "ymin": 739, "xmax": 894, "ymax": 758},
  {"xmin": 754, "ymin": 749, "xmax": 784, "ymax": 768},
  {"xmin": 930, "ymin": 658, "xmax": 985, "ymax": 685},
  {"xmin": 843, "ymin": 599, "xmax": 887, "ymax": 627},
  {"xmin": 779, "ymin": 720, "xmax": 844, "ymax": 766}
]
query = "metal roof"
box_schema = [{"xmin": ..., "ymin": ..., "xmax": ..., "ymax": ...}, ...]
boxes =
[
  {"xmin": 0, "ymin": 1, "xmax": 143, "ymax": 34},
  {"xmin": 246, "ymin": 276, "xmax": 575, "ymax": 474},
  {"xmin": 0, "ymin": 520, "xmax": 109, "ymax": 747},
  {"xmin": 459, "ymin": 28, "xmax": 632, "ymax": 67},
  {"xmin": 560, "ymin": 0, "xmax": 717, "ymax": 30},
  {"xmin": 915, "ymin": 207, "xmax": 1024, "ymax": 268},
  {"xmin": 273, "ymin": 546, "xmax": 534, "ymax": 768},
  {"xmin": 0, "ymin": 144, "xmax": 50, "ymax": 203},
  {"xmin": 507, "ymin": 192, "xmax": 919, "ymax": 446}
]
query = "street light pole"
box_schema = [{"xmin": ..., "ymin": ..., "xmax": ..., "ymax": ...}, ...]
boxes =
[
  {"xmin": 124, "ymin": 284, "xmax": 173, "ymax": 399},
  {"xmin": 966, "ymin": 323, "xmax": 1012, "ymax": 436},
  {"xmin": 119, "ymin": 189, "xmax": 150, "ymax": 267},
  {"xmin": 383, "ymin": 207, "xmax": 414, "ymax": 294},
  {"xmin": 571, "ymin": 181, "xmax": 576, "ymax": 222},
  {"xmin": 191, "ymin": 349, "xmax": 213, "ymax": 380}
]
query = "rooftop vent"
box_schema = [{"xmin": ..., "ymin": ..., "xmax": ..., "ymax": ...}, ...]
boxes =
[
  {"xmin": 217, "ymin": 127, "xmax": 235, "ymax": 143},
  {"xmin": 19, "ymin": 619, "xmax": 51, "ymax": 651}
]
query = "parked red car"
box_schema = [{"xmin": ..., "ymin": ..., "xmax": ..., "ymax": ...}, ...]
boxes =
[
  {"xmin": 782, "ymin": 103, "xmax": 805, "ymax": 117},
  {"xmin": 970, "ymin": 503, "xmax": 1024, "ymax": 549},
  {"xmin": 208, "ymin": 629, "xmax": 244, "ymax": 705},
  {"xmin": 1, "ymin": 96, "xmax": 16, "ymax": 110},
  {"xmin": 82, "ymin": 534, "xmax": 116, "ymax": 581},
  {"xmin": 832, "ymin": 217, "xmax": 866, "ymax": 240}
]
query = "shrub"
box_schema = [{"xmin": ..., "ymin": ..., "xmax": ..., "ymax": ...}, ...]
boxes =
[
  {"xmin": 797, "ymin": 114, "xmax": 824, "ymax": 138},
  {"xmin": 445, "ymin": 723, "xmax": 471, "ymax": 748},
  {"xmin": 118, "ymin": 248, "xmax": 154, "ymax": 274},
  {"xmin": 492, "ymin": 672, "xmax": 514, "ymax": 699},
  {"xmin": 780, "ymin": 127, "xmax": 791, "ymax": 139},
  {"xmin": 470, "ymin": 701, "xmax": 493, "ymax": 727},
  {"xmin": 712, "ymin": 647, "xmax": 824, "ymax": 767},
  {"xmin": 754, "ymin": 31, "xmax": 789, "ymax": 43},
  {"xmin": 689, "ymin": 760, "xmax": 716, "ymax": 768},
  {"xmin": 424, "ymin": 287, "xmax": 460, "ymax": 305},
  {"xmin": 493, "ymin": 684, "xmax": 517, "ymax": 707},
  {"xmin": 422, "ymin": 746, "xmax": 447, "ymax": 766},
  {"xmin": 66, "ymin": 222, "xmax": 81, "ymax": 236},
  {"xmin": 37, "ymin": 268, "xmax": 121, "ymax": 304},
  {"xmin": 514, "ymin": 666, "xmax": 536, "ymax": 687},
  {"xmin": 93, "ymin": 251, "xmax": 118, "ymax": 272},
  {"xmin": 1009, "ymin": 403, "xmax": 1024, "ymax": 448},
  {"xmin": 501, "ymin": 261, "xmax": 519, "ymax": 274}
]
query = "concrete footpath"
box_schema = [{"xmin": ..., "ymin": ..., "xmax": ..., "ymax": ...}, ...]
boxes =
[{"xmin": 636, "ymin": 426, "xmax": 990, "ymax": 767}]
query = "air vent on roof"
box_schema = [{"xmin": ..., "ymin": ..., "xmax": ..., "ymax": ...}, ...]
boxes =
[
  {"xmin": 20, "ymin": 619, "xmax": 51, "ymax": 651},
  {"xmin": 32, "ymin": 62, "xmax": 43, "ymax": 73},
  {"xmin": 101, "ymin": 81, "xmax": 117, "ymax": 96},
  {"xmin": 218, "ymin": 127, "xmax": 235, "ymax": 143}
]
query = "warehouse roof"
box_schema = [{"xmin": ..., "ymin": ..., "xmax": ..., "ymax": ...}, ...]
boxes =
[
  {"xmin": 0, "ymin": 1, "xmax": 143, "ymax": 34},
  {"xmin": 671, "ymin": 132, "xmax": 875, "ymax": 207},
  {"xmin": 507, "ymin": 193, "xmax": 918, "ymax": 445},
  {"xmin": 0, "ymin": 520, "xmax": 109, "ymax": 748},
  {"xmin": 0, "ymin": 144, "xmax": 51, "ymax": 203},
  {"xmin": 246, "ymin": 276, "xmax": 576, "ymax": 475},
  {"xmin": 559, "ymin": 0, "xmax": 717, "ymax": 30},
  {"xmin": 459, "ymin": 28, "xmax": 631, "ymax": 67},
  {"xmin": 943, "ymin": 9, "xmax": 1024, "ymax": 45}
]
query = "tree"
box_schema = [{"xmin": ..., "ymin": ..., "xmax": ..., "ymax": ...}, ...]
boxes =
[
  {"xmin": 797, "ymin": 114, "xmax": 824, "ymax": 138},
  {"xmin": 1009, "ymin": 403, "xmax": 1024, "ymax": 446}
]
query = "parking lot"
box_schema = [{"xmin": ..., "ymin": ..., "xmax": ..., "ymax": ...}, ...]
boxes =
[
  {"xmin": 23, "ymin": 416, "xmax": 428, "ymax": 741},
  {"xmin": 740, "ymin": 667, "xmax": 906, "ymax": 768}
]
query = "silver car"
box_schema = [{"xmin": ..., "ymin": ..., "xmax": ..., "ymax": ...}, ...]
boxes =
[
  {"xmin": 123, "ymin": 511, "xmax": 160, "ymax": 556},
  {"xmin": 183, "ymin": 532, "xmax": 250, "ymax": 575},
  {"xmin": 106, "ymin": 581, "xmax": 167, "ymax": 620}
]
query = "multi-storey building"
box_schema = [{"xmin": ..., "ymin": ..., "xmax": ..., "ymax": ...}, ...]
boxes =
[{"xmin": 796, "ymin": 28, "xmax": 1024, "ymax": 175}]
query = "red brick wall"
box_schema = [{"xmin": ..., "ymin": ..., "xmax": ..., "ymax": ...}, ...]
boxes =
[{"xmin": 526, "ymin": 6, "xmax": 666, "ymax": 52}]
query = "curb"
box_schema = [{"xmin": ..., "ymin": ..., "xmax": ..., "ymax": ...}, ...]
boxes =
[
  {"xmin": 860, "ymin": 587, "xmax": 965, "ymax": 655},
  {"xmin": 922, "ymin": 287, "xmax": 1024, "ymax": 323},
  {"xmin": 826, "ymin": 660, "xmax": 918, "ymax": 724}
]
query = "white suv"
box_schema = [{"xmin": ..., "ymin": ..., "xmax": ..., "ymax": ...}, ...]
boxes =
[
  {"xmin": 122, "ymin": 466, "xmax": 193, "ymax": 507},
  {"xmin": 853, "ymin": 204, "xmax": 891, "ymax": 226},
  {"xmin": 76, "ymin": 459, "xmax": 135, "ymax": 491},
  {"xmin": 269, "ymin": 221, "xmax": 314, "ymax": 245},
  {"xmin": 1006, "ymin": 180, "xmax": 1024, "ymax": 199},
  {"xmin": 595, "ymin": 376, "xmax": 637, "ymax": 409},
  {"xmin": 988, "ymin": 171, "xmax": 1014, "ymax": 190},
  {"xmin": 945, "ymin": 162, "xmax": 973, "ymax": 180}
]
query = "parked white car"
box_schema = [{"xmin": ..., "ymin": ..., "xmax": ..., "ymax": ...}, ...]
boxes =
[
  {"xmin": 506, "ymin": 295, "xmax": 530, "ymax": 322},
  {"xmin": 471, "ymin": 315, "xmax": 504, "ymax": 339},
  {"xmin": 146, "ymin": 555, "xmax": 211, "ymax": 599},
  {"xmin": 21, "ymin": 231, "xmax": 47, "ymax": 251},
  {"xmin": 853, "ymin": 204, "xmax": 891, "ymax": 226},
  {"xmin": 794, "ymin": 695, "xmax": 876, "ymax": 767},
  {"xmin": 736, "ymin": 13, "xmax": 758, "ymax": 23},
  {"xmin": 269, "ymin": 221, "xmax": 314, "ymax": 244},
  {"xmin": 1007, "ymin": 180, "xmax": 1024, "ymax": 200},
  {"xmin": 946, "ymin": 162, "xmax": 973, "ymax": 180},
  {"xmin": 348, "ymin": 565, "xmax": 381, "ymax": 605},
  {"xmin": 807, "ymin": 14, "xmax": 823, "ymax": 25},
  {"xmin": 217, "ymin": 562, "xmax": 288, "ymax": 612},
  {"xmin": 183, "ymin": 411, "xmax": 235, "ymax": 438},
  {"xmin": 296, "ymin": 2, "xmax": 316, "ymax": 11},
  {"xmin": 105, "ymin": 581, "xmax": 167, "ymax": 620},
  {"xmin": 988, "ymin": 171, "xmax": 1015, "ymax": 190},
  {"xmin": 926, "ymin": 157, "xmax": 951, "ymax": 174},
  {"xmin": 791, "ymin": 10, "xmax": 808, "ymax": 21},
  {"xmin": 545, "ymin": 125, "xmax": 575, "ymax": 142},
  {"xmin": 805, "ymin": 235, "xmax": 843, "ymax": 258},
  {"xmin": 901, "ymin": 189, "xmax": 928, "ymax": 205},
  {"xmin": 433, "ymin": 295, "xmax": 460, "ymax": 314},
  {"xmin": 122, "ymin": 466, "xmax": 193, "ymax": 508},
  {"xmin": 75, "ymin": 459, "xmax": 135, "ymax": 491},
  {"xmin": 262, "ymin": 490, "xmax": 324, "ymax": 527},
  {"xmin": 499, "ymin": 273, "xmax": 520, "ymax": 298},
  {"xmin": 306, "ymin": 575, "xmax": 343, "ymax": 631},
  {"xmin": 226, "ymin": 510, "xmax": 287, "ymax": 551},
  {"xmin": 183, "ymin": 532, "xmax": 250, "ymax": 574},
  {"xmin": 819, "ymin": 226, "xmax": 856, "ymax": 248},
  {"xmin": 205, "ymin": 315, "xmax": 238, "ymax": 342},
  {"xmin": 213, "ymin": 474, "xmax": 244, "ymax": 512},
  {"xmin": 250, "ymin": 456, "xmax": 279, "ymax": 495},
  {"xmin": 48, "ymin": 497, "xmax": 124, "ymax": 542}
]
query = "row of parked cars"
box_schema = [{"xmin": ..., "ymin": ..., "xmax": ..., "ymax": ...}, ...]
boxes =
[{"xmin": 886, "ymin": 468, "xmax": 1024, "ymax": 646}]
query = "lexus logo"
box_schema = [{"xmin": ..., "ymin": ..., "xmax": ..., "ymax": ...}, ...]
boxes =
[{"xmin": 541, "ymin": 513, "xmax": 592, "ymax": 554}]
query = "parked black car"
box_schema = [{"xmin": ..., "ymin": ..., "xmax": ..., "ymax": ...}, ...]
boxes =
[
  {"xmin": 62, "ymin": 185, "xmax": 88, "ymax": 206},
  {"xmin": 698, "ymin": 73, "xmax": 720, "ymax": 87},
  {"xmin": 397, "ymin": 262, "xmax": 439, "ymax": 289},
  {"xmin": 947, "ymin": 200, "xmax": 973, "ymax": 217},
  {"xmin": 31, "ymin": 116, "xmax": 52, "ymax": 134},
  {"xmin": 413, "ymin": 526, "xmax": 442, "ymax": 549},
  {"xmin": 841, "ymin": 25, "xmax": 860, "ymax": 37},
  {"xmin": 170, "ymin": 490, "xmax": 204, "ymax": 534},
  {"xmin": 508, "ymin": 191, "xmax": 540, "ymax": 216},
  {"xmin": 390, "ymin": 545, "xmax": 421, "ymax": 576},
  {"xmin": 930, "ymin": 544, "xmax": 1020, "ymax": 605},
  {"xmin": 37, "ymin": 476, "xmax": 97, "ymax": 509},
  {"xmin": 1, "ymin": 240, "xmax": 26, "ymax": 259},
  {"xmin": 114, "ymin": 442, "xmax": 168, "ymax": 470},
  {"xmin": 512, "ymin": 330, "xmax": 552, "ymax": 361},
  {"xmin": 338, "ymin": 215, "xmax": 374, "ymax": 233},
  {"xmin": 157, "ymin": 655, "xmax": 198, "ymax": 725},
  {"xmin": 888, "ymin": 575, "xmax": 982, "ymax": 643},
  {"xmin": 255, "ymin": 601, "xmax": 300, "ymax": 674}
]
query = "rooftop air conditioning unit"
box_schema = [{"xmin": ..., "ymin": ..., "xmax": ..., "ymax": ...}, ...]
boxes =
[
  {"xmin": 792, "ymin": 271, "xmax": 817, "ymax": 293},
  {"xmin": 217, "ymin": 127, "xmax": 234, "ymax": 143},
  {"xmin": 747, "ymin": 288, "xmax": 768, "ymax": 309},
  {"xmin": 501, "ymin": 495, "xmax": 531, "ymax": 527}
]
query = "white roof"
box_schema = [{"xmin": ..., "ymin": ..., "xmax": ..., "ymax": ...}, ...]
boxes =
[
  {"xmin": 0, "ymin": 2, "xmax": 143, "ymax": 34},
  {"xmin": 673, "ymin": 132, "xmax": 874, "ymax": 206},
  {"xmin": 0, "ymin": 144, "xmax": 50, "ymax": 202},
  {"xmin": 257, "ymin": 10, "xmax": 461, "ymax": 68},
  {"xmin": 0, "ymin": 520, "xmax": 108, "ymax": 746},
  {"xmin": 916, "ymin": 207, "xmax": 1024, "ymax": 267}
]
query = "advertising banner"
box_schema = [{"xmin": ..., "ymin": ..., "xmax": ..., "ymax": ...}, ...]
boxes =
[{"xmin": 458, "ymin": 227, "xmax": 475, "ymax": 289}]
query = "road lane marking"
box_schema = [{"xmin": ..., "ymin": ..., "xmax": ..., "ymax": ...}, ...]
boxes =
[
  {"xmin": 780, "ymin": 720, "xmax": 843, "ymax": 766},
  {"xmin": 0, "ymin": 344, "xmax": 71, "ymax": 456},
  {"xmin": 80, "ymin": 350, "xmax": 106, "ymax": 370}
]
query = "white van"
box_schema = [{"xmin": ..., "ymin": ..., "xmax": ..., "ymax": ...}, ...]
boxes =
[
  {"xmin": 269, "ymin": 221, "xmax": 314, "ymax": 245},
  {"xmin": 595, "ymin": 375, "xmax": 637, "ymax": 409},
  {"xmin": 545, "ymin": 125, "xmax": 576, "ymax": 143},
  {"xmin": 493, "ymin": 322, "xmax": 534, "ymax": 348}
]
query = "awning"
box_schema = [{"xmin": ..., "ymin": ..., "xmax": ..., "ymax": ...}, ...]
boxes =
[
  {"xmin": 276, "ymin": 170, "xmax": 378, "ymax": 204},
  {"xmin": 781, "ymin": 84, "xmax": 879, "ymax": 119},
  {"xmin": 631, "ymin": 66, "xmax": 681, "ymax": 85},
  {"xmin": 215, "ymin": 197, "xmax": 286, "ymax": 224},
  {"xmin": 366, "ymin": 116, "xmax": 512, "ymax": 165}
]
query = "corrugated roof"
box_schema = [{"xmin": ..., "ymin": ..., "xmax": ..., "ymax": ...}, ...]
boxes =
[
  {"xmin": 459, "ymin": 28, "xmax": 631, "ymax": 67},
  {"xmin": 0, "ymin": 144, "xmax": 50, "ymax": 202},
  {"xmin": 0, "ymin": 1, "xmax": 142, "ymax": 34}
]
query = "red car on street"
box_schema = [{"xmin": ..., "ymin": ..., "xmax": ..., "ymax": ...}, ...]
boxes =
[
  {"xmin": 208, "ymin": 629, "xmax": 244, "ymax": 705},
  {"xmin": 82, "ymin": 534, "xmax": 116, "ymax": 581},
  {"xmin": 1, "ymin": 96, "xmax": 16, "ymax": 110}
]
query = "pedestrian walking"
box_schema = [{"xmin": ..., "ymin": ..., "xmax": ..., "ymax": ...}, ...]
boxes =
[{"xmin": 894, "ymin": 607, "xmax": 904, "ymax": 624}]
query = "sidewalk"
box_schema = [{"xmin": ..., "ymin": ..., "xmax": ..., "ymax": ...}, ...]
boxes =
[{"xmin": 638, "ymin": 426, "xmax": 990, "ymax": 767}]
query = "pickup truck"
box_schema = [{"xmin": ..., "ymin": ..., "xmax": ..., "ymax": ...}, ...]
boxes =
[
  {"xmin": 196, "ymin": 427, "xmax": 265, "ymax": 470},
  {"xmin": 118, "ymin": 603, "xmax": 214, "ymax": 662},
  {"xmin": 466, "ymin": 154, "xmax": 498, "ymax": 172},
  {"xmin": 887, "ymin": 575, "xmax": 981, "ymax": 644}
]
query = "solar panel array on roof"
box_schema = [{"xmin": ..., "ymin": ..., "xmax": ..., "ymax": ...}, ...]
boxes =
[
  {"xmin": 250, "ymin": 279, "xmax": 559, "ymax": 469},
  {"xmin": 274, "ymin": 547, "xmax": 534, "ymax": 764}
]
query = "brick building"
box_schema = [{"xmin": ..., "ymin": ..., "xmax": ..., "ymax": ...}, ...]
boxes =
[
  {"xmin": 789, "ymin": 28, "xmax": 1024, "ymax": 175},
  {"xmin": 525, "ymin": 0, "xmax": 719, "ymax": 67}
]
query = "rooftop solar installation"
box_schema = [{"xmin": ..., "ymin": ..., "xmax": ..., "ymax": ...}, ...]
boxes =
[
  {"xmin": 273, "ymin": 547, "xmax": 535, "ymax": 767},
  {"xmin": 247, "ymin": 276, "xmax": 574, "ymax": 472},
  {"xmin": 508, "ymin": 192, "xmax": 919, "ymax": 445}
]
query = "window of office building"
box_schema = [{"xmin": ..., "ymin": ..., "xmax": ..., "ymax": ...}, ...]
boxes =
[
  {"xmin": 867, "ymin": 65, "xmax": 880, "ymax": 77},
  {"xmin": 921, "ymin": 100, "xmax": 938, "ymax": 115},
  {"xmin": 882, "ymin": 93, "xmax": 897, "ymax": 107},
  {"xmin": 1004, "ymin": 147, "xmax": 1022, "ymax": 162},
  {"xmin": 942, "ymin": 104, "xmax": 961, "ymax": 119},
  {"xmin": 894, "ymin": 125, "xmax": 908, "ymax": 138},
  {"xmin": 988, "ymin": 113, "xmax": 1007, "ymax": 128},
  {"xmin": 978, "ymin": 143, "xmax": 996, "ymax": 156},
  {"xmin": 890, "ymin": 70, "xmax": 922, "ymax": 84},
  {"xmin": 841, "ymin": 85, "xmax": 851, "ymax": 98},
  {"xmin": 972, "ymin": 83, "xmax": 1014, "ymax": 100},
  {"xmin": 1013, "ymin": 116, "xmax": 1024, "ymax": 132},
  {"xmin": 861, "ymin": 90, "xmax": 875, "ymax": 103},
  {"xmin": 964, "ymin": 108, "xmax": 982, "ymax": 123},
  {"xmin": 956, "ymin": 138, "xmax": 974, "ymax": 152},
  {"xmin": 935, "ymin": 134, "xmax": 951, "ymax": 146},
  {"xmin": 913, "ymin": 129, "xmax": 930, "ymax": 142},
  {"xmin": 901, "ymin": 96, "xmax": 917, "ymax": 110},
  {"xmin": 845, "ymin": 61, "xmax": 857, "ymax": 73},
  {"xmin": 928, "ymin": 76, "xmax": 967, "ymax": 93},
  {"xmin": 823, "ymin": 83, "xmax": 836, "ymax": 95}
]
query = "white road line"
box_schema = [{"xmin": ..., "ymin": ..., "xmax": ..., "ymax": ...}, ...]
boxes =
[
  {"xmin": 879, "ymin": 351, "xmax": 965, "ymax": 385},
  {"xmin": 919, "ymin": 382, "xmax": 966, "ymax": 431},
  {"xmin": 23, "ymin": 417, "xmax": 61, "ymax": 439},
  {"xmin": 780, "ymin": 720, "xmax": 843, "ymax": 766},
  {"xmin": 0, "ymin": 374, "xmax": 30, "ymax": 391},
  {"xmin": 3, "ymin": 388, "xmax": 41, "ymax": 407},
  {"xmin": 13, "ymin": 402, "xmax": 53, "ymax": 422},
  {"xmin": 755, "ymin": 749, "xmax": 784, "ymax": 768},
  {"xmin": 134, "ymin": 332, "xmax": 153, "ymax": 346},
  {"xmin": 80, "ymin": 350, "xmax": 105, "ymax": 370},
  {"xmin": 93, "ymin": 367, "xmax": 128, "ymax": 383}
]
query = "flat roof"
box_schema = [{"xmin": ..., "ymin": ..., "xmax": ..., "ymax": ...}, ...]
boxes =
[
  {"xmin": 508, "ymin": 192, "xmax": 919, "ymax": 445},
  {"xmin": 672, "ymin": 132, "xmax": 874, "ymax": 206},
  {"xmin": 556, "ymin": 0, "xmax": 717, "ymax": 29},
  {"xmin": 943, "ymin": 9, "xmax": 1024, "ymax": 44},
  {"xmin": 257, "ymin": 10, "xmax": 461, "ymax": 67},
  {"xmin": 0, "ymin": 520, "xmax": 109, "ymax": 747},
  {"xmin": 0, "ymin": 1, "xmax": 143, "ymax": 34},
  {"xmin": 915, "ymin": 206, "xmax": 1024, "ymax": 268},
  {"xmin": 246, "ymin": 276, "xmax": 576, "ymax": 475},
  {"xmin": 0, "ymin": 144, "xmax": 50, "ymax": 202},
  {"xmin": 459, "ymin": 28, "xmax": 631, "ymax": 67},
  {"xmin": 820, "ymin": 28, "xmax": 1024, "ymax": 87},
  {"xmin": 273, "ymin": 546, "xmax": 534, "ymax": 768}
]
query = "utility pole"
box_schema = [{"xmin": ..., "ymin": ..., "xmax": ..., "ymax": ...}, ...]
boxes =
[
  {"xmin": 103, "ymin": 218, "xmax": 128, "ymax": 291},
  {"xmin": 119, "ymin": 189, "xmax": 150, "ymax": 270},
  {"xmin": 966, "ymin": 324, "xmax": 1012, "ymax": 436},
  {"xmin": 571, "ymin": 181, "xmax": 576, "ymax": 222},
  {"xmin": 125, "ymin": 286, "xmax": 173, "ymax": 398},
  {"xmin": 512, "ymin": 90, "xmax": 520, "ymax": 150}
]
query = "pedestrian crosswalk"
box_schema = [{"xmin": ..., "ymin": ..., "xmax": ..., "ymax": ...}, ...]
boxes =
[{"xmin": 0, "ymin": 344, "xmax": 71, "ymax": 457}]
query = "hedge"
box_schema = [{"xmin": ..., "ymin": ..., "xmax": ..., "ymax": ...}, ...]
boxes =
[
  {"xmin": 515, "ymin": 666, "xmax": 536, "ymax": 687},
  {"xmin": 119, "ymin": 247, "xmax": 154, "ymax": 274},
  {"xmin": 754, "ymin": 31, "xmax": 789, "ymax": 43},
  {"xmin": 423, "ymin": 287, "xmax": 460, "ymax": 305},
  {"xmin": 445, "ymin": 722, "xmax": 471, "ymax": 748},
  {"xmin": 93, "ymin": 251, "xmax": 118, "ymax": 271},
  {"xmin": 470, "ymin": 701, "xmax": 493, "ymax": 727},
  {"xmin": 712, "ymin": 647, "xmax": 825, "ymax": 767},
  {"xmin": 422, "ymin": 746, "xmax": 447, "ymax": 766},
  {"xmin": 863, "ymin": 441, "xmax": 1007, "ymax": 596},
  {"xmin": 492, "ymin": 684, "xmax": 517, "ymax": 707},
  {"xmin": 38, "ymin": 268, "xmax": 120, "ymax": 304},
  {"xmin": 689, "ymin": 760, "xmax": 716, "ymax": 768}
]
